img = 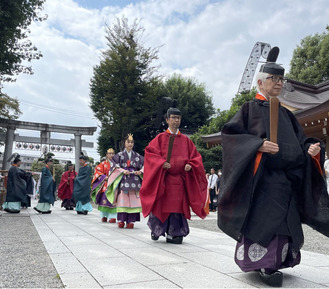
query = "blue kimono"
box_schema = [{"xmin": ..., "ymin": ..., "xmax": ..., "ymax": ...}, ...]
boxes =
[
  {"xmin": 34, "ymin": 165, "xmax": 56, "ymax": 213},
  {"xmin": 73, "ymin": 164, "xmax": 93, "ymax": 213}
]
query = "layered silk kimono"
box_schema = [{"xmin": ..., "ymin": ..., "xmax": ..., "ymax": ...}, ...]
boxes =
[
  {"xmin": 91, "ymin": 160, "xmax": 117, "ymax": 219},
  {"xmin": 106, "ymin": 149, "xmax": 144, "ymax": 223}
]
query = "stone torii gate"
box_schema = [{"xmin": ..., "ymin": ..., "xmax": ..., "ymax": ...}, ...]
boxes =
[{"xmin": 0, "ymin": 118, "xmax": 97, "ymax": 171}]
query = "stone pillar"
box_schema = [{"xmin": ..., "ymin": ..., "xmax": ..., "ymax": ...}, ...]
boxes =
[
  {"xmin": 74, "ymin": 134, "xmax": 82, "ymax": 172},
  {"xmin": 40, "ymin": 131, "xmax": 50, "ymax": 156},
  {"xmin": 40, "ymin": 131, "xmax": 50, "ymax": 145},
  {"xmin": 2, "ymin": 125, "xmax": 16, "ymax": 170}
]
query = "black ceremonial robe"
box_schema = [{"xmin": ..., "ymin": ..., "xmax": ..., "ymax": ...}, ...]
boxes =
[
  {"xmin": 218, "ymin": 94, "xmax": 329, "ymax": 251},
  {"xmin": 6, "ymin": 165, "xmax": 33, "ymax": 203}
]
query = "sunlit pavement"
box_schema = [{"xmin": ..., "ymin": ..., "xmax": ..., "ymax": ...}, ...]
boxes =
[{"xmin": 10, "ymin": 200, "xmax": 329, "ymax": 288}]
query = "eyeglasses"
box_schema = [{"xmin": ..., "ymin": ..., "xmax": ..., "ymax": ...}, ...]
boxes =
[
  {"xmin": 169, "ymin": 116, "xmax": 181, "ymax": 120},
  {"xmin": 266, "ymin": 76, "xmax": 287, "ymax": 83}
]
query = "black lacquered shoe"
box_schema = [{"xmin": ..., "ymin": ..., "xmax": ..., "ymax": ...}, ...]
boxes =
[
  {"xmin": 258, "ymin": 270, "xmax": 283, "ymax": 287},
  {"xmin": 166, "ymin": 236, "xmax": 183, "ymax": 244},
  {"xmin": 76, "ymin": 211, "xmax": 83, "ymax": 214},
  {"xmin": 83, "ymin": 210, "xmax": 88, "ymax": 215},
  {"xmin": 33, "ymin": 207, "xmax": 41, "ymax": 213},
  {"xmin": 4, "ymin": 208, "xmax": 20, "ymax": 213},
  {"xmin": 151, "ymin": 233, "xmax": 159, "ymax": 241}
]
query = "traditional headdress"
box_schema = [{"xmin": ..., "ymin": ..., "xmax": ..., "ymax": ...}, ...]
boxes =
[
  {"xmin": 167, "ymin": 107, "xmax": 181, "ymax": 118},
  {"xmin": 259, "ymin": 46, "xmax": 284, "ymax": 76},
  {"xmin": 107, "ymin": 148, "xmax": 115, "ymax": 154},
  {"xmin": 45, "ymin": 157, "xmax": 53, "ymax": 163},
  {"xmin": 127, "ymin": 133, "xmax": 134, "ymax": 141},
  {"xmin": 66, "ymin": 161, "xmax": 73, "ymax": 167},
  {"xmin": 79, "ymin": 152, "xmax": 88, "ymax": 161},
  {"xmin": 7, "ymin": 152, "xmax": 20, "ymax": 164}
]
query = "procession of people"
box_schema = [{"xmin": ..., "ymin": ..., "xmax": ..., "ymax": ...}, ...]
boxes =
[{"xmin": 2, "ymin": 68, "xmax": 329, "ymax": 288}]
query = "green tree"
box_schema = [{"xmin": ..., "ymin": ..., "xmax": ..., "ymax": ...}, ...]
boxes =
[
  {"xmin": 0, "ymin": 93, "xmax": 21, "ymax": 119},
  {"xmin": 1, "ymin": 0, "xmax": 46, "ymax": 146},
  {"xmin": 0, "ymin": 92, "xmax": 21, "ymax": 144},
  {"xmin": 158, "ymin": 74, "xmax": 215, "ymax": 132},
  {"xmin": 191, "ymin": 88, "xmax": 257, "ymax": 170},
  {"xmin": 198, "ymin": 145, "xmax": 222, "ymax": 172},
  {"xmin": 0, "ymin": 0, "xmax": 46, "ymax": 83},
  {"xmin": 97, "ymin": 128, "xmax": 116, "ymax": 158},
  {"xmin": 286, "ymin": 26, "xmax": 329, "ymax": 85},
  {"xmin": 90, "ymin": 17, "xmax": 161, "ymax": 154}
]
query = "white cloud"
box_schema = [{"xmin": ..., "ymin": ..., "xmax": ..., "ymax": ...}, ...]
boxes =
[{"xmin": 2, "ymin": 0, "xmax": 329, "ymax": 160}]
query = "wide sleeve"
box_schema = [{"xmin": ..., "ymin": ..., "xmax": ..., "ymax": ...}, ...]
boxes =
[
  {"xmin": 140, "ymin": 135, "xmax": 167, "ymax": 218},
  {"xmin": 299, "ymin": 135, "xmax": 329, "ymax": 237},
  {"xmin": 221, "ymin": 103, "xmax": 265, "ymax": 196},
  {"xmin": 218, "ymin": 103, "xmax": 265, "ymax": 241},
  {"xmin": 185, "ymin": 139, "xmax": 208, "ymax": 219},
  {"xmin": 57, "ymin": 172, "xmax": 68, "ymax": 199}
]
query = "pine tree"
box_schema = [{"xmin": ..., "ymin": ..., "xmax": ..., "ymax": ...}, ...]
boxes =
[{"xmin": 90, "ymin": 17, "xmax": 161, "ymax": 155}]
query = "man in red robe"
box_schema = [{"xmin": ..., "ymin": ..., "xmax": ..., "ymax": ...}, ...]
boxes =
[
  {"xmin": 58, "ymin": 161, "xmax": 77, "ymax": 210},
  {"xmin": 140, "ymin": 108, "xmax": 208, "ymax": 244}
]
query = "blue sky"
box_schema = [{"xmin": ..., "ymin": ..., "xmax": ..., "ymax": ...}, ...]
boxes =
[
  {"xmin": 76, "ymin": 0, "xmax": 144, "ymax": 9},
  {"xmin": 2, "ymin": 0, "xmax": 329, "ymax": 161}
]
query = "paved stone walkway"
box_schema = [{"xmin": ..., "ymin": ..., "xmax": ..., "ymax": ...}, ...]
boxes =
[{"xmin": 1, "ymin": 200, "xmax": 329, "ymax": 288}]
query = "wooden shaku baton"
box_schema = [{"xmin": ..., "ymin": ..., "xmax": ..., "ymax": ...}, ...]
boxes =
[
  {"xmin": 166, "ymin": 135, "xmax": 176, "ymax": 163},
  {"xmin": 270, "ymin": 97, "xmax": 279, "ymax": 144}
]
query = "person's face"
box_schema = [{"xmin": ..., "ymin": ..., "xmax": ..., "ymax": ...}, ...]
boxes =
[
  {"xmin": 166, "ymin": 114, "xmax": 181, "ymax": 131},
  {"xmin": 68, "ymin": 165, "xmax": 73, "ymax": 171},
  {"xmin": 79, "ymin": 159, "xmax": 85, "ymax": 166},
  {"xmin": 210, "ymin": 168, "xmax": 215, "ymax": 174},
  {"xmin": 16, "ymin": 161, "xmax": 22, "ymax": 167},
  {"xmin": 258, "ymin": 74, "xmax": 284, "ymax": 98},
  {"xmin": 125, "ymin": 139, "xmax": 134, "ymax": 151},
  {"xmin": 107, "ymin": 152, "xmax": 115, "ymax": 160},
  {"xmin": 47, "ymin": 161, "xmax": 53, "ymax": 167}
]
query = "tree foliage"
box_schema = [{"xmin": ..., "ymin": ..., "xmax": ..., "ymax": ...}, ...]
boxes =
[
  {"xmin": 158, "ymin": 74, "xmax": 215, "ymax": 132},
  {"xmin": 90, "ymin": 18, "xmax": 217, "ymax": 158},
  {"xmin": 0, "ymin": 92, "xmax": 22, "ymax": 145},
  {"xmin": 0, "ymin": 92, "xmax": 21, "ymax": 119},
  {"xmin": 0, "ymin": 0, "xmax": 46, "ymax": 83},
  {"xmin": 90, "ymin": 17, "xmax": 161, "ymax": 155},
  {"xmin": 191, "ymin": 88, "xmax": 257, "ymax": 171},
  {"xmin": 286, "ymin": 26, "xmax": 329, "ymax": 85},
  {"xmin": 0, "ymin": 0, "xmax": 46, "ymax": 145}
]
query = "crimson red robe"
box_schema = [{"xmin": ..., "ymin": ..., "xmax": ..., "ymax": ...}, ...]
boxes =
[
  {"xmin": 140, "ymin": 130, "xmax": 208, "ymax": 223},
  {"xmin": 58, "ymin": 170, "xmax": 77, "ymax": 200}
]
